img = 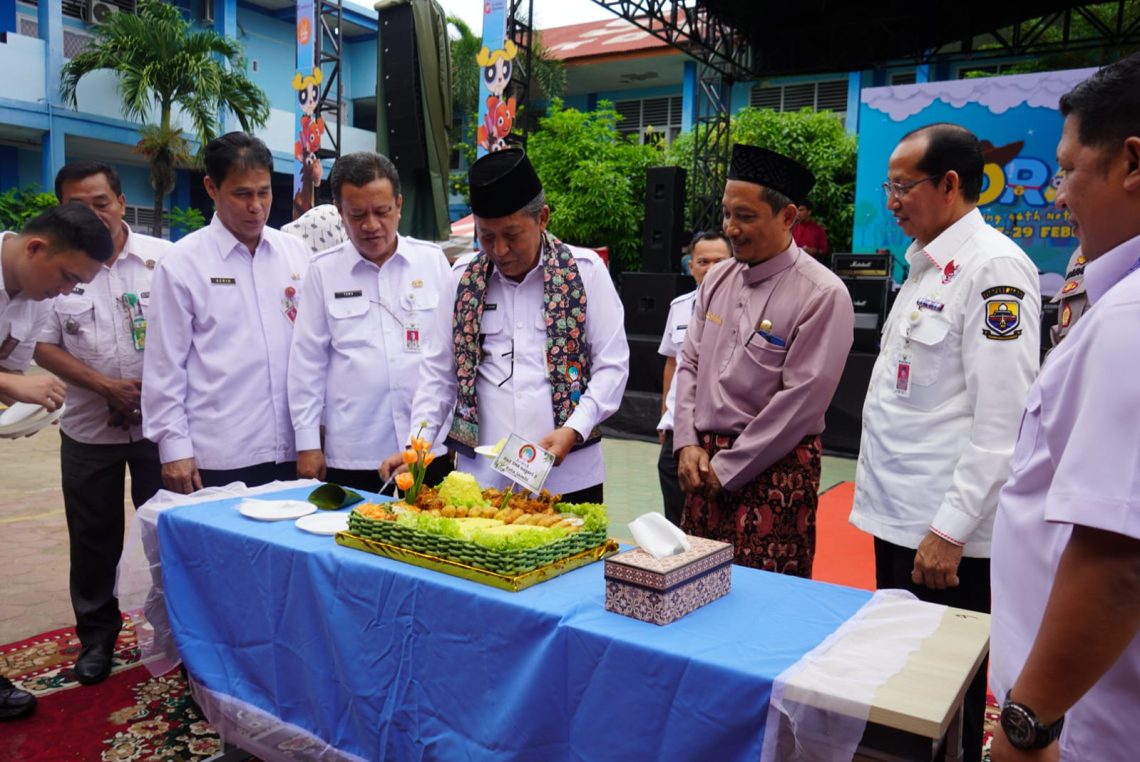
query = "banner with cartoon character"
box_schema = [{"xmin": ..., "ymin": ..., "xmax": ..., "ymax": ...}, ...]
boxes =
[
  {"xmin": 853, "ymin": 68, "xmax": 1097, "ymax": 281},
  {"xmin": 292, "ymin": 0, "xmax": 325, "ymax": 218},
  {"xmin": 475, "ymin": 0, "xmax": 518, "ymax": 157}
]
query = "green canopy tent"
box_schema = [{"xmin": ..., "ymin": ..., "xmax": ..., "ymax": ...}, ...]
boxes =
[{"xmin": 374, "ymin": 0, "xmax": 452, "ymax": 241}]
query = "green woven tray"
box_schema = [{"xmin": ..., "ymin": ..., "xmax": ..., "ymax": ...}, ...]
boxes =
[{"xmin": 347, "ymin": 511, "xmax": 607, "ymax": 575}]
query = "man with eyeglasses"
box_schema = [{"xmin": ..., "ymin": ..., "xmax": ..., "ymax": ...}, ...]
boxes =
[
  {"xmin": 656, "ymin": 230, "xmax": 731, "ymax": 525},
  {"xmin": 383, "ymin": 149, "xmax": 628, "ymax": 503},
  {"xmin": 288, "ymin": 152, "xmax": 454, "ymax": 493},
  {"xmin": 849, "ymin": 123, "xmax": 1041, "ymax": 762}
]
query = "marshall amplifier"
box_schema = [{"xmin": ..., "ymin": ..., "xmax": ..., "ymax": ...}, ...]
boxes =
[
  {"xmin": 833, "ymin": 253, "xmax": 892, "ymax": 278},
  {"xmin": 833, "ymin": 253, "xmax": 891, "ymax": 352}
]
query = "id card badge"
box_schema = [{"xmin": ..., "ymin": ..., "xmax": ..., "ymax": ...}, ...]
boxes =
[
  {"xmin": 131, "ymin": 315, "xmax": 147, "ymax": 351},
  {"xmin": 894, "ymin": 354, "xmax": 912, "ymax": 398},
  {"xmin": 404, "ymin": 321, "xmax": 421, "ymax": 352}
]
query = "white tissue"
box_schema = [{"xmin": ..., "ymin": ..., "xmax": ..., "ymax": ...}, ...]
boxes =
[{"xmin": 628, "ymin": 512, "xmax": 692, "ymax": 560}]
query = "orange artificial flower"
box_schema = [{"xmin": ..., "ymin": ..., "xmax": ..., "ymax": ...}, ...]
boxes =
[
  {"xmin": 412, "ymin": 437, "xmax": 430, "ymax": 454},
  {"xmin": 423, "ymin": 453, "xmax": 435, "ymax": 466},
  {"xmin": 401, "ymin": 449, "xmax": 418, "ymax": 465},
  {"xmin": 395, "ymin": 472, "xmax": 415, "ymax": 491}
]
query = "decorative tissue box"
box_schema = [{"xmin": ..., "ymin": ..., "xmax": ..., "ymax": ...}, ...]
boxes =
[{"xmin": 604, "ymin": 536, "xmax": 733, "ymax": 625}]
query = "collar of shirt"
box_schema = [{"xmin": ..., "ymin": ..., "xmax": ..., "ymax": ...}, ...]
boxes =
[
  {"xmin": 1084, "ymin": 232, "xmax": 1140, "ymax": 306},
  {"xmin": 208, "ymin": 213, "xmax": 269, "ymax": 260},
  {"xmin": 906, "ymin": 207, "xmax": 985, "ymax": 272},
  {"xmin": 741, "ymin": 239, "xmax": 798, "ymax": 286},
  {"xmin": 118, "ymin": 223, "xmax": 152, "ymax": 265},
  {"xmin": 346, "ymin": 235, "xmax": 413, "ymax": 275}
]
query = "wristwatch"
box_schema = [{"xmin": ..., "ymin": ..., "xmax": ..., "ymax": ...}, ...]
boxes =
[{"xmin": 1000, "ymin": 694, "xmax": 1064, "ymax": 750}]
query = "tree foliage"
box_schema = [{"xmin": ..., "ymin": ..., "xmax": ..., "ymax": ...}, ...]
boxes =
[
  {"xmin": 59, "ymin": 0, "xmax": 269, "ymax": 237},
  {"xmin": 666, "ymin": 107, "xmax": 858, "ymax": 251},
  {"xmin": 527, "ymin": 99, "xmax": 659, "ymax": 274},
  {"xmin": 0, "ymin": 187, "xmax": 57, "ymax": 232}
]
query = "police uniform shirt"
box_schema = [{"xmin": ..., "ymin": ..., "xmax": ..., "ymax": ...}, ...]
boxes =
[
  {"xmin": 41, "ymin": 225, "xmax": 170, "ymax": 444},
  {"xmin": 0, "ymin": 231, "xmax": 53, "ymax": 372},
  {"xmin": 142, "ymin": 215, "xmax": 311, "ymax": 470},
  {"xmin": 288, "ymin": 236, "xmax": 454, "ymax": 469},
  {"xmin": 851, "ymin": 208, "xmax": 1041, "ymax": 556},
  {"xmin": 1050, "ymin": 247, "xmax": 1089, "ymax": 347},
  {"xmin": 656, "ymin": 289, "xmax": 697, "ymax": 432}
]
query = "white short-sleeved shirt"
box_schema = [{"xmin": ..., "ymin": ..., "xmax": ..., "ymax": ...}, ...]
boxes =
[
  {"xmin": 0, "ymin": 231, "xmax": 53, "ymax": 373},
  {"xmin": 288, "ymin": 236, "xmax": 454, "ymax": 469},
  {"xmin": 142, "ymin": 215, "xmax": 312, "ymax": 469},
  {"xmin": 851, "ymin": 209, "xmax": 1041, "ymax": 556},
  {"xmin": 40, "ymin": 226, "xmax": 170, "ymax": 444},
  {"xmin": 656, "ymin": 290, "xmax": 696, "ymax": 432},
  {"xmin": 991, "ymin": 234, "xmax": 1140, "ymax": 761}
]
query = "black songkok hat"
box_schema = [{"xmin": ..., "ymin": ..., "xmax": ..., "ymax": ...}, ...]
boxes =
[
  {"xmin": 468, "ymin": 149, "xmax": 543, "ymax": 219},
  {"xmin": 728, "ymin": 144, "xmax": 815, "ymax": 205}
]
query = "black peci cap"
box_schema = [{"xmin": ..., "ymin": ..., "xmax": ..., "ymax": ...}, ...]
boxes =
[
  {"xmin": 468, "ymin": 149, "xmax": 543, "ymax": 219},
  {"xmin": 728, "ymin": 144, "xmax": 815, "ymax": 204}
]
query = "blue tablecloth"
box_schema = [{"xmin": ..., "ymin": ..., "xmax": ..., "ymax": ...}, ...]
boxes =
[{"xmin": 158, "ymin": 487, "xmax": 872, "ymax": 760}]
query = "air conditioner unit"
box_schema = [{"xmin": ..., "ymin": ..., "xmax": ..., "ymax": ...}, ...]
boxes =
[{"xmin": 87, "ymin": 0, "xmax": 118, "ymax": 25}]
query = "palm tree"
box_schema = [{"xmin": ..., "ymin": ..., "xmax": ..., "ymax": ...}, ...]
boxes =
[
  {"xmin": 60, "ymin": 0, "xmax": 270, "ymax": 237},
  {"xmin": 447, "ymin": 14, "xmax": 565, "ymax": 137}
]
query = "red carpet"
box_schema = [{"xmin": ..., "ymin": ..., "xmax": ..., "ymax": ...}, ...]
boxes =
[
  {"xmin": 0, "ymin": 618, "xmax": 229, "ymax": 762},
  {"xmin": 812, "ymin": 481, "xmax": 876, "ymax": 590}
]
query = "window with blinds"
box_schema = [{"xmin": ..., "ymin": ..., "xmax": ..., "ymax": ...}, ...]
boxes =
[
  {"xmin": 613, "ymin": 96, "xmax": 684, "ymax": 145},
  {"xmin": 891, "ymin": 71, "xmax": 918, "ymax": 86},
  {"xmin": 748, "ymin": 79, "xmax": 849, "ymax": 121}
]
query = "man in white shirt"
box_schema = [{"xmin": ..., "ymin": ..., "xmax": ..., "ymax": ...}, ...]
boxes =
[
  {"xmin": 0, "ymin": 202, "xmax": 111, "ymax": 721},
  {"xmin": 289, "ymin": 152, "xmax": 454, "ymax": 493},
  {"xmin": 990, "ymin": 53, "xmax": 1140, "ymax": 762},
  {"xmin": 849, "ymin": 123, "xmax": 1041, "ymax": 761},
  {"xmin": 656, "ymin": 231, "xmax": 730, "ymax": 525},
  {"xmin": 382, "ymin": 149, "xmax": 629, "ymax": 501},
  {"xmin": 142, "ymin": 133, "xmax": 311, "ymax": 493},
  {"xmin": 33, "ymin": 162, "xmax": 170, "ymax": 686}
]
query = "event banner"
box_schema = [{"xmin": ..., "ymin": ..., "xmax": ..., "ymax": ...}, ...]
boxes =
[
  {"xmin": 475, "ymin": 0, "xmax": 517, "ymax": 157},
  {"xmin": 292, "ymin": 0, "xmax": 324, "ymax": 218},
  {"xmin": 852, "ymin": 68, "xmax": 1097, "ymax": 281}
]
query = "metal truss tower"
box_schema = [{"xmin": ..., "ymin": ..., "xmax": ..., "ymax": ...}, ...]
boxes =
[
  {"xmin": 315, "ymin": 0, "xmax": 344, "ymax": 162},
  {"xmin": 506, "ymin": 0, "xmax": 537, "ymax": 148}
]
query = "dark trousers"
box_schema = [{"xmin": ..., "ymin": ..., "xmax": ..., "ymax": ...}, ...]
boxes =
[
  {"xmin": 657, "ymin": 431, "xmax": 684, "ymax": 525},
  {"xmin": 327, "ymin": 456, "xmax": 455, "ymax": 497},
  {"xmin": 199, "ymin": 461, "xmax": 298, "ymax": 489},
  {"xmin": 60, "ymin": 432, "xmax": 163, "ymax": 648},
  {"xmin": 874, "ymin": 537, "xmax": 990, "ymax": 762}
]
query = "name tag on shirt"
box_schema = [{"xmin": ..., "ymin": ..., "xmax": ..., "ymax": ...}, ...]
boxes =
[
  {"xmin": 484, "ymin": 303, "xmax": 498, "ymax": 311},
  {"xmin": 210, "ymin": 277, "xmax": 236, "ymax": 285},
  {"xmin": 72, "ymin": 286, "xmax": 86, "ymax": 295},
  {"xmin": 334, "ymin": 290, "xmax": 363, "ymax": 299},
  {"xmin": 894, "ymin": 354, "xmax": 911, "ymax": 398}
]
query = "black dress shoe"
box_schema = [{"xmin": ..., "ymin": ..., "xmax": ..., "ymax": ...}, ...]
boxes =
[
  {"xmin": 0, "ymin": 675, "xmax": 36, "ymax": 720},
  {"xmin": 74, "ymin": 643, "xmax": 114, "ymax": 685}
]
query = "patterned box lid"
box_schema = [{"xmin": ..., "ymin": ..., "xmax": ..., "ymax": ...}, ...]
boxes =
[{"xmin": 605, "ymin": 536, "xmax": 733, "ymax": 592}]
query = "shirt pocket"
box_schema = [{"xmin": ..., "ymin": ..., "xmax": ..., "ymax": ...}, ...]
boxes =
[
  {"xmin": 901, "ymin": 314, "xmax": 953, "ymax": 386},
  {"xmin": 327, "ymin": 299, "xmax": 377, "ymax": 350},
  {"xmin": 399, "ymin": 289, "xmax": 440, "ymax": 334},
  {"xmin": 1008, "ymin": 383, "xmax": 1042, "ymax": 474},
  {"xmin": 670, "ymin": 323, "xmax": 687, "ymax": 347},
  {"xmin": 54, "ymin": 297, "xmax": 101, "ymax": 358}
]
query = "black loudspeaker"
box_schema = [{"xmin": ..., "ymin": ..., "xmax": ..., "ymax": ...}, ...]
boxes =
[
  {"xmin": 626, "ymin": 335, "xmax": 667, "ymax": 394},
  {"xmin": 834, "ymin": 254, "xmax": 890, "ymax": 353},
  {"xmin": 822, "ymin": 351, "xmax": 877, "ymax": 457},
  {"xmin": 642, "ymin": 167, "xmax": 687, "ymax": 273},
  {"xmin": 380, "ymin": 4, "xmax": 426, "ymax": 170},
  {"xmin": 620, "ymin": 272, "xmax": 696, "ymax": 336}
]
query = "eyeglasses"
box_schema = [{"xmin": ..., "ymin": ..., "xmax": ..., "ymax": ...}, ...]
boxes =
[
  {"xmin": 882, "ymin": 175, "xmax": 942, "ymax": 200},
  {"xmin": 494, "ymin": 340, "xmax": 515, "ymax": 388}
]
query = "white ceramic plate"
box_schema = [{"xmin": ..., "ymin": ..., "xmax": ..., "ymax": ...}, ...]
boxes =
[
  {"xmin": 0, "ymin": 404, "xmax": 63, "ymax": 439},
  {"xmin": 473, "ymin": 445, "xmax": 499, "ymax": 457},
  {"xmin": 238, "ymin": 499, "xmax": 317, "ymax": 522},
  {"xmin": 295, "ymin": 512, "xmax": 350, "ymax": 536},
  {"xmin": 0, "ymin": 402, "xmax": 48, "ymax": 426}
]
